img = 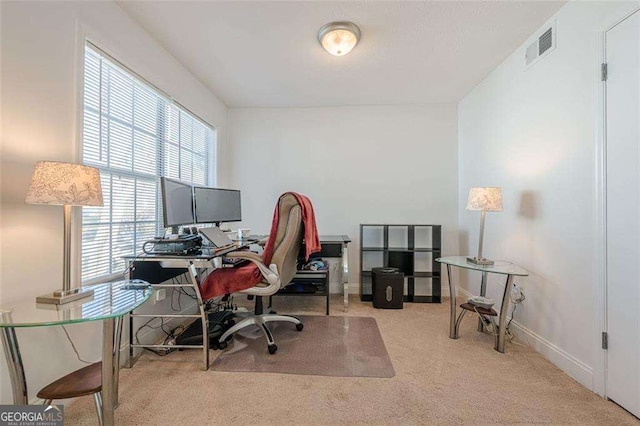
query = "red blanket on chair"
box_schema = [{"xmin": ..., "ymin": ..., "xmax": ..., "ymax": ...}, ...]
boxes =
[{"xmin": 199, "ymin": 192, "xmax": 320, "ymax": 300}]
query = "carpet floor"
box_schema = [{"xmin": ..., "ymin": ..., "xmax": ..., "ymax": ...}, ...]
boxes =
[{"xmin": 66, "ymin": 295, "xmax": 639, "ymax": 425}]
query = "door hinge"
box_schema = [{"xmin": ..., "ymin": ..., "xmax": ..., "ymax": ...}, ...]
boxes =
[
  {"xmin": 602, "ymin": 331, "xmax": 608, "ymax": 350},
  {"xmin": 601, "ymin": 63, "xmax": 608, "ymax": 81}
]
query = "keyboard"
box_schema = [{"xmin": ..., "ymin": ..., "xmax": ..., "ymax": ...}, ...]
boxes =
[{"xmin": 222, "ymin": 257, "xmax": 248, "ymax": 267}]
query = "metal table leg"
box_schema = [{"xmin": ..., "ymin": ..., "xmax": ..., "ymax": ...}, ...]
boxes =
[
  {"xmin": 477, "ymin": 271, "xmax": 488, "ymax": 332},
  {"xmin": 112, "ymin": 316, "xmax": 122, "ymax": 407},
  {"xmin": 495, "ymin": 274, "xmax": 515, "ymax": 353},
  {"xmin": 187, "ymin": 262, "xmax": 209, "ymax": 371},
  {"xmin": 0, "ymin": 313, "xmax": 28, "ymax": 404},
  {"xmin": 326, "ymin": 271, "xmax": 330, "ymax": 315},
  {"xmin": 127, "ymin": 312, "xmax": 134, "ymax": 368},
  {"xmin": 342, "ymin": 243, "xmax": 349, "ymax": 313},
  {"xmin": 126, "ymin": 259, "xmax": 135, "ymax": 369},
  {"xmin": 454, "ymin": 308, "xmax": 468, "ymax": 337},
  {"xmin": 101, "ymin": 318, "xmax": 115, "ymax": 426},
  {"xmin": 447, "ymin": 264, "xmax": 458, "ymax": 339}
]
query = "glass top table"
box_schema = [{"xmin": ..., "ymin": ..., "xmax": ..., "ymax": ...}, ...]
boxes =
[
  {"xmin": 436, "ymin": 256, "xmax": 529, "ymax": 277},
  {"xmin": 436, "ymin": 256, "xmax": 528, "ymax": 353},
  {"xmin": 0, "ymin": 280, "xmax": 152, "ymax": 328},
  {"xmin": 0, "ymin": 280, "xmax": 151, "ymax": 426}
]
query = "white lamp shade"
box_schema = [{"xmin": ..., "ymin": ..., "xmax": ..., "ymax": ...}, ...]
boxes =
[
  {"xmin": 25, "ymin": 161, "xmax": 103, "ymax": 206},
  {"xmin": 318, "ymin": 22, "xmax": 360, "ymax": 56},
  {"xmin": 466, "ymin": 187, "xmax": 503, "ymax": 212}
]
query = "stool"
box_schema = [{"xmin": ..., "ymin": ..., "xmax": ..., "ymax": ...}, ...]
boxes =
[
  {"xmin": 37, "ymin": 362, "xmax": 103, "ymax": 425},
  {"xmin": 455, "ymin": 303, "xmax": 498, "ymax": 345}
]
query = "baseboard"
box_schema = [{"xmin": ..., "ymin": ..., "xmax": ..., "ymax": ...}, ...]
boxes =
[
  {"xmin": 331, "ymin": 282, "xmax": 451, "ymax": 297},
  {"xmin": 326, "ymin": 282, "xmax": 359, "ymax": 294},
  {"xmin": 457, "ymin": 287, "xmax": 594, "ymax": 390}
]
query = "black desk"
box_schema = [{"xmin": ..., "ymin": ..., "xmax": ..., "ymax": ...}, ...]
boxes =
[
  {"xmin": 297, "ymin": 235, "xmax": 351, "ymax": 313},
  {"xmin": 239, "ymin": 234, "xmax": 352, "ymax": 313},
  {"xmin": 276, "ymin": 270, "xmax": 329, "ymax": 314},
  {"xmin": 315, "ymin": 235, "xmax": 351, "ymax": 312}
]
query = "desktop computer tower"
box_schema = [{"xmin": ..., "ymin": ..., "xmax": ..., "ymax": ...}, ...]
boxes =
[{"xmin": 371, "ymin": 267, "xmax": 404, "ymax": 309}]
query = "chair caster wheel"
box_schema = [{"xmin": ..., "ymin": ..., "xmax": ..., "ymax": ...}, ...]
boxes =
[
  {"xmin": 268, "ymin": 344, "xmax": 277, "ymax": 354},
  {"xmin": 228, "ymin": 319, "xmax": 236, "ymax": 326},
  {"xmin": 296, "ymin": 323, "xmax": 304, "ymax": 331},
  {"xmin": 218, "ymin": 341, "xmax": 227, "ymax": 350}
]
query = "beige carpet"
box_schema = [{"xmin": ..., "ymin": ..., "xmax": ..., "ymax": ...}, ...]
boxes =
[
  {"xmin": 211, "ymin": 315, "xmax": 395, "ymax": 378},
  {"xmin": 66, "ymin": 296, "xmax": 639, "ymax": 425}
]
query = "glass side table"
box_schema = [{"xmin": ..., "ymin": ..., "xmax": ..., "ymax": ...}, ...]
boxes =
[
  {"xmin": 0, "ymin": 280, "xmax": 151, "ymax": 426},
  {"xmin": 436, "ymin": 256, "xmax": 528, "ymax": 353}
]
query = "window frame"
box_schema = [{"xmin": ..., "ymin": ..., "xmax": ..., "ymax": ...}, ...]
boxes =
[{"xmin": 77, "ymin": 41, "xmax": 217, "ymax": 285}]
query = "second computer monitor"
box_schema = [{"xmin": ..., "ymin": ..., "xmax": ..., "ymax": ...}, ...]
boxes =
[{"xmin": 194, "ymin": 187, "xmax": 242, "ymax": 224}]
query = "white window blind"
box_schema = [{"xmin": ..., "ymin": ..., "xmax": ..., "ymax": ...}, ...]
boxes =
[{"xmin": 81, "ymin": 44, "xmax": 215, "ymax": 283}]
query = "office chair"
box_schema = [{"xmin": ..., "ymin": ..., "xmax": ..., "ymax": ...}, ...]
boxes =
[{"xmin": 217, "ymin": 193, "xmax": 305, "ymax": 354}]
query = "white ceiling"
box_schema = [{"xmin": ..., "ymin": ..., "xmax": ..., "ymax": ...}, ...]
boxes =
[{"xmin": 117, "ymin": 1, "xmax": 565, "ymax": 108}]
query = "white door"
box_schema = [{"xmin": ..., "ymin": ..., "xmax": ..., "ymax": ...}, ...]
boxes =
[{"xmin": 606, "ymin": 10, "xmax": 640, "ymax": 417}]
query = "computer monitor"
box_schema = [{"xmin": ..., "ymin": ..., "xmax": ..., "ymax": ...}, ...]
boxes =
[
  {"xmin": 160, "ymin": 177, "xmax": 195, "ymax": 230},
  {"xmin": 194, "ymin": 187, "xmax": 242, "ymax": 225}
]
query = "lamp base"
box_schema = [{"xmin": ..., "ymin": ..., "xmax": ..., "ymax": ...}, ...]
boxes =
[
  {"xmin": 36, "ymin": 288, "xmax": 94, "ymax": 305},
  {"xmin": 467, "ymin": 257, "xmax": 495, "ymax": 266}
]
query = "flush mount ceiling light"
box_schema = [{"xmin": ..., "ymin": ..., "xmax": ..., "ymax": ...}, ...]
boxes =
[{"xmin": 318, "ymin": 21, "xmax": 361, "ymax": 56}]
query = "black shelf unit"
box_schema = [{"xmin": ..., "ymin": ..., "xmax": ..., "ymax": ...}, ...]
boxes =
[{"xmin": 359, "ymin": 224, "xmax": 442, "ymax": 303}]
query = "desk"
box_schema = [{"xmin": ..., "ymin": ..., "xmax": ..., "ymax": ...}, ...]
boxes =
[
  {"xmin": 436, "ymin": 256, "xmax": 528, "ymax": 353},
  {"xmin": 0, "ymin": 280, "xmax": 151, "ymax": 426},
  {"xmin": 313, "ymin": 235, "xmax": 351, "ymax": 313},
  {"xmin": 126, "ymin": 235, "xmax": 351, "ymax": 369},
  {"xmin": 243, "ymin": 234, "xmax": 351, "ymax": 313},
  {"xmin": 277, "ymin": 270, "xmax": 329, "ymax": 315},
  {"xmin": 125, "ymin": 241, "xmax": 257, "ymax": 371}
]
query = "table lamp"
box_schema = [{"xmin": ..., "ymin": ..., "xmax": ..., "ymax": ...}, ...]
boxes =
[
  {"xmin": 25, "ymin": 161, "xmax": 103, "ymax": 304},
  {"xmin": 466, "ymin": 187, "xmax": 503, "ymax": 266}
]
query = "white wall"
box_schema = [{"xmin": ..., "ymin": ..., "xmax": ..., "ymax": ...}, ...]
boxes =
[
  {"xmin": 0, "ymin": 1, "xmax": 228, "ymax": 403},
  {"xmin": 458, "ymin": 0, "xmax": 638, "ymax": 392},
  {"xmin": 228, "ymin": 105, "xmax": 459, "ymax": 293}
]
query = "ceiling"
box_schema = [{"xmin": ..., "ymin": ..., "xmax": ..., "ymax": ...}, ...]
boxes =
[{"xmin": 117, "ymin": 1, "xmax": 565, "ymax": 108}]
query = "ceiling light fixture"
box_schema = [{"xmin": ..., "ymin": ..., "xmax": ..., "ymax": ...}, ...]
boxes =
[{"xmin": 318, "ymin": 21, "xmax": 361, "ymax": 56}]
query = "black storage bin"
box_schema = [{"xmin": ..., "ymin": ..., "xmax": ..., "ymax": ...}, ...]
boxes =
[{"xmin": 372, "ymin": 267, "xmax": 404, "ymax": 309}]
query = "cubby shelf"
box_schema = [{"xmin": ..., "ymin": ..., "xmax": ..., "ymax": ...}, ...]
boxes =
[{"xmin": 359, "ymin": 224, "xmax": 442, "ymax": 304}]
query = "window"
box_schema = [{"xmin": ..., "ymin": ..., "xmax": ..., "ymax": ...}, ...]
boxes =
[{"xmin": 81, "ymin": 43, "xmax": 215, "ymax": 283}]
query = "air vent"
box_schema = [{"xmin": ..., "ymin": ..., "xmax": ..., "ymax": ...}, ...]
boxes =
[
  {"xmin": 525, "ymin": 22, "xmax": 556, "ymax": 69},
  {"xmin": 539, "ymin": 28, "xmax": 553, "ymax": 55}
]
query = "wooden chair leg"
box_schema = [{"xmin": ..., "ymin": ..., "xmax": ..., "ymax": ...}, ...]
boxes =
[{"xmin": 94, "ymin": 392, "xmax": 103, "ymax": 426}]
